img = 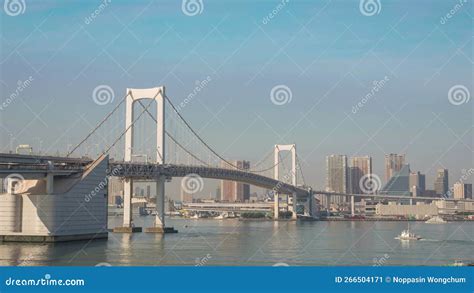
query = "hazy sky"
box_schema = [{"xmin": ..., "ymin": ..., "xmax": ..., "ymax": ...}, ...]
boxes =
[{"xmin": 0, "ymin": 0, "xmax": 472, "ymax": 196}]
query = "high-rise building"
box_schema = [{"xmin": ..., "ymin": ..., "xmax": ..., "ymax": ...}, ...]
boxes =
[
  {"xmin": 107, "ymin": 177, "xmax": 124, "ymax": 205},
  {"xmin": 348, "ymin": 156, "xmax": 372, "ymax": 194},
  {"xmin": 385, "ymin": 154, "xmax": 405, "ymax": 182},
  {"xmin": 409, "ymin": 171, "xmax": 426, "ymax": 197},
  {"xmin": 221, "ymin": 160, "xmax": 250, "ymax": 202},
  {"xmin": 326, "ymin": 155, "xmax": 348, "ymax": 204},
  {"xmin": 380, "ymin": 164, "xmax": 411, "ymax": 196},
  {"xmin": 181, "ymin": 188, "xmax": 194, "ymax": 203},
  {"xmin": 434, "ymin": 169, "xmax": 449, "ymax": 197},
  {"xmin": 453, "ymin": 183, "xmax": 472, "ymax": 199},
  {"xmin": 215, "ymin": 185, "xmax": 221, "ymax": 201}
]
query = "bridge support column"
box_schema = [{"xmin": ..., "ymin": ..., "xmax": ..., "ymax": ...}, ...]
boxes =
[
  {"xmin": 291, "ymin": 193, "xmax": 297, "ymax": 220},
  {"xmin": 351, "ymin": 195, "xmax": 355, "ymax": 217},
  {"xmin": 123, "ymin": 179, "xmax": 132, "ymax": 228},
  {"xmin": 46, "ymin": 173, "xmax": 54, "ymax": 195},
  {"xmin": 155, "ymin": 176, "xmax": 165, "ymax": 228},
  {"xmin": 274, "ymin": 192, "xmax": 279, "ymax": 220},
  {"xmin": 114, "ymin": 178, "xmax": 142, "ymax": 233},
  {"xmin": 326, "ymin": 194, "xmax": 330, "ymax": 212},
  {"xmin": 145, "ymin": 175, "xmax": 177, "ymax": 233}
]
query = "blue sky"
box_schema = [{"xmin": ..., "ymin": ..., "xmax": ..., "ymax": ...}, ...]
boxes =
[{"xmin": 0, "ymin": 0, "xmax": 472, "ymax": 192}]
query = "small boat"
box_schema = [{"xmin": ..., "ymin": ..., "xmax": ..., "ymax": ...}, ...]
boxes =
[
  {"xmin": 395, "ymin": 223, "xmax": 422, "ymax": 240},
  {"xmin": 214, "ymin": 213, "xmax": 227, "ymax": 219},
  {"xmin": 425, "ymin": 216, "xmax": 446, "ymax": 224}
]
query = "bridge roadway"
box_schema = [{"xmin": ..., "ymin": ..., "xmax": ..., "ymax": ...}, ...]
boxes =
[
  {"xmin": 0, "ymin": 153, "xmax": 309, "ymax": 197},
  {"xmin": 2, "ymin": 153, "xmax": 473, "ymax": 203},
  {"xmin": 110, "ymin": 162, "xmax": 310, "ymax": 197}
]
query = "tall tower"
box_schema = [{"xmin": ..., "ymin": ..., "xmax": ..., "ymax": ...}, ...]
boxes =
[
  {"xmin": 349, "ymin": 156, "xmax": 372, "ymax": 194},
  {"xmin": 326, "ymin": 155, "xmax": 348, "ymax": 204},
  {"xmin": 434, "ymin": 169, "xmax": 449, "ymax": 197},
  {"xmin": 120, "ymin": 86, "xmax": 166, "ymax": 232},
  {"xmin": 220, "ymin": 160, "xmax": 250, "ymax": 202},
  {"xmin": 385, "ymin": 154, "xmax": 405, "ymax": 182},
  {"xmin": 274, "ymin": 144, "xmax": 297, "ymax": 219}
]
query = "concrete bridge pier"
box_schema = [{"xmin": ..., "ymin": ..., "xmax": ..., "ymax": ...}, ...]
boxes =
[
  {"xmin": 350, "ymin": 195, "xmax": 355, "ymax": 217},
  {"xmin": 114, "ymin": 178, "xmax": 142, "ymax": 233},
  {"xmin": 145, "ymin": 175, "xmax": 177, "ymax": 233},
  {"xmin": 291, "ymin": 193, "xmax": 297, "ymax": 220},
  {"xmin": 273, "ymin": 192, "xmax": 279, "ymax": 220}
]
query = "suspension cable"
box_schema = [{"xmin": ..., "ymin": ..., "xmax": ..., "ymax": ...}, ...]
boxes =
[
  {"xmin": 164, "ymin": 94, "xmax": 246, "ymax": 170},
  {"xmin": 296, "ymin": 153, "xmax": 306, "ymax": 187},
  {"xmin": 67, "ymin": 92, "xmax": 130, "ymax": 157},
  {"xmin": 254, "ymin": 145, "xmax": 296, "ymax": 174},
  {"xmin": 137, "ymin": 99, "xmax": 290, "ymax": 173},
  {"xmin": 164, "ymin": 94, "xmax": 296, "ymax": 173},
  {"xmin": 84, "ymin": 89, "xmax": 160, "ymax": 170},
  {"xmin": 136, "ymin": 100, "xmax": 211, "ymax": 166}
]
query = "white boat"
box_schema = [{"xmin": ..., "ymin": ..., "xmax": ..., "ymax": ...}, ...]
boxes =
[
  {"xmin": 425, "ymin": 216, "xmax": 446, "ymax": 224},
  {"xmin": 395, "ymin": 223, "xmax": 422, "ymax": 240},
  {"xmin": 214, "ymin": 212, "xmax": 228, "ymax": 219}
]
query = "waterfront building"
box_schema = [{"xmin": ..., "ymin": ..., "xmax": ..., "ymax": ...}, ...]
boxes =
[
  {"xmin": 221, "ymin": 160, "xmax": 250, "ymax": 202},
  {"xmin": 181, "ymin": 188, "xmax": 194, "ymax": 203},
  {"xmin": 348, "ymin": 156, "xmax": 372, "ymax": 194},
  {"xmin": 215, "ymin": 186, "xmax": 221, "ymax": 201},
  {"xmin": 384, "ymin": 154, "xmax": 405, "ymax": 182},
  {"xmin": 409, "ymin": 171, "xmax": 426, "ymax": 197},
  {"xmin": 453, "ymin": 183, "xmax": 473, "ymax": 200},
  {"xmin": 380, "ymin": 164, "xmax": 411, "ymax": 196},
  {"xmin": 326, "ymin": 155, "xmax": 348, "ymax": 204},
  {"xmin": 108, "ymin": 177, "xmax": 124, "ymax": 205},
  {"xmin": 435, "ymin": 200, "xmax": 474, "ymax": 214},
  {"xmin": 376, "ymin": 202, "xmax": 438, "ymax": 219},
  {"xmin": 434, "ymin": 169, "xmax": 449, "ymax": 197}
]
